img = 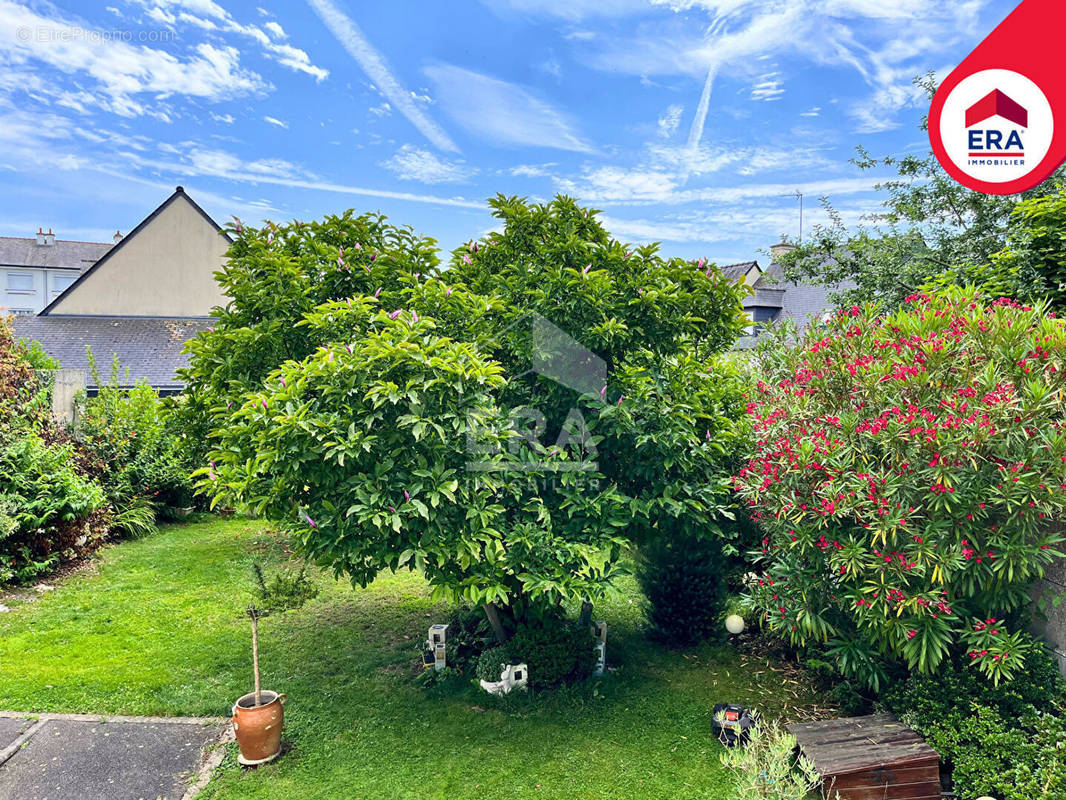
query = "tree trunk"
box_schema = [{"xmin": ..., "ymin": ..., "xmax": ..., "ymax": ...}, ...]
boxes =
[
  {"xmin": 578, "ymin": 600, "xmax": 594, "ymax": 629},
  {"xmin": 482, "ymin": 602, "xmax": 509, "ymax": 645},
  {"xmin": 250, "ymin": 611, "xmax": 262, "ymax": 706}
]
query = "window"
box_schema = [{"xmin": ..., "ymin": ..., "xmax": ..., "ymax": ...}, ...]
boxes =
[
  {"xmin": 6, "ymin": 272, "xmax": 35, "ymax": 294},
  {"xmin": 8, "ymin": 308, "xmax": 34, "ymax": 315},
  {"xmin": 50, "ymin": 273, "xmax": 77, "ymax": 297}
]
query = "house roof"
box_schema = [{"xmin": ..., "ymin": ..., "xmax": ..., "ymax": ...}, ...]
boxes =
[
  {"xmin": 12, "ymin": 316, "xmax": 212, "ymax": 389},
  {"xmin": 40, "ymin": 186, "xmax": 230, "ymax": 316},
  {"xmin": 0, "ymin": 236, "xmax": 112, "ymax": 271},
  {"xmin": 718, "ymin": 260, "xmax": 760, "ymax": 282}
]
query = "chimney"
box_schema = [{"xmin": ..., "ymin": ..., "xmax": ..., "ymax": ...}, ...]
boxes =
[
  {"xmin": 113, "ymin": 230, "xmax": 123, "ymax": 244},
  {"xmin": 36, "ymin": 227, "xmax": 55, "ymax": 246},
  {"xmin": 770, "ymin": 238, "xmax": 796, "ymax": 263}
]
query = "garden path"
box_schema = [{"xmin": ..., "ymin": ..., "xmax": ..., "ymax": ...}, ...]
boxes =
[{"xmin": 0, "ymin": 711, "xmax": 227, "ymax": 800}]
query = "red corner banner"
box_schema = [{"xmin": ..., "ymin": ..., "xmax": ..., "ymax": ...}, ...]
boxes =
[{"xmin": 929, "ymin": 0, "xmax": 1066, "ymax": 195}]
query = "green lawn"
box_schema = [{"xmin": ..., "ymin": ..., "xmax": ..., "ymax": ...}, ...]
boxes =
[{"xmin": 0, "ymin": 518, "xmax": 825, "ymax": 799}]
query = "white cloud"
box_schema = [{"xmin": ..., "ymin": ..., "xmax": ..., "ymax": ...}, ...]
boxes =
[
  {"xmin": 581, "ymin": 0, "xmax": 992, "ymax": 142},
  {"xmin": 657, "ymin": 104, "xmax": 683, "ymax": 138},
  {"xmin": 507, "ymin": 163, "xmax": 557, "ymax": 177},
  {"xmin": 306, "ymin": 0, "xmax": 459, "ymax": 152},
  {"xmin": 800, "ymin": 106, "xmax": 821, "ymax": 117},
  {"xmin": 145, "ymin": 0, "xmax": 328, "ymax": 81},
  {"xmin": 425, "ymin": 64, "xmax": 594, "ymax": 153},
  {"xmin": 382, "ymin": 144, "xmax": 476, "ymax": 184},
  {"xmin": 481, "ymin": 0, "xmax": 650, "ymax": 21},
  {"xmin": 263, "ymin": 115, "xmax": 289, "ymax": 129},
  {"xmin": 750, "ymin": 73, "xmax": 784, "ymax": 101},
  {"xmin": 0, "ymin": 2, "xmax": 268, "ymax": 117},
  {"xmin": 211, "ymin": 112, "xmax": 236, "ymax": 124}
]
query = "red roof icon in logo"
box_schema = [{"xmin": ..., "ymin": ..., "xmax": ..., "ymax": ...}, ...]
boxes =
[{"xmin": 965, "ymin": 89, "xmax": 1028, "ymax": 128}]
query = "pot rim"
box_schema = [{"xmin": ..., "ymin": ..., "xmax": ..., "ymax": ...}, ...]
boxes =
[{"xmin": 234, "ymin": 690, "xmax": 281, "ymax": 709}]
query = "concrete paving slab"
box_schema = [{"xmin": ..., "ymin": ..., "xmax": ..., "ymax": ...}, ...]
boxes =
[
  {"xmin": 0, "ymin": 716, "xmax": 225, "ymax": 800},
  {"xmin": 0, "ymin": 720, "xmax": 33, "ymax": 755}
]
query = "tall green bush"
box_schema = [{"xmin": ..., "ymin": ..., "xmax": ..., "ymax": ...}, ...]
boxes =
[
  {"xmin": 734, "ymin": 289, "xmax": 1066, "ymax": 687},
  {"xmin": 77, "ymin": 353, "xmax": 195, "ymax": 534},
  {"xmin": 0, "ymin": 319, "xmax": 106, "ymax": 583},
  {"xmin": 637, "ymin": 533, "xmax": 730, "ymax": 646}
]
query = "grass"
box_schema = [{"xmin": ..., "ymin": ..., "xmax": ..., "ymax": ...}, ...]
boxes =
[{"xmin": 0, "ymin": 517, "xmax": 827, "ymax": 799}]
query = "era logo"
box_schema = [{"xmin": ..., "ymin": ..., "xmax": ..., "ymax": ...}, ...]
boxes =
[
  {"xmin": 934, "ymin": 68, "xmax": 1053, "ymax": 186},
  {"xmin": 966, "ymin": 89, "xmax": 1027, "ymax": 155}
]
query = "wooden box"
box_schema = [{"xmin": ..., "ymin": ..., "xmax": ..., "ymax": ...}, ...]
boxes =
[{"xmin": 787, "ymin": 713, "xmax": 941, "ymax": 800}]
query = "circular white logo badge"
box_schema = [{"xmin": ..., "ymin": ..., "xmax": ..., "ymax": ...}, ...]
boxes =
[{"xmin": 938, "ymin": 68, "xmax": 1053, "ymax": 184}]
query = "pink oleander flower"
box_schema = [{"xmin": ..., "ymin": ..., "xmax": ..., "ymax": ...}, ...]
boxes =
[
  {"xmin": 374, "ymin": 287, "xmax": 382, "ymax": 297},
  {"xmin": 583, "ymin": 263, "xmax": 591, "ymax": 274},
  {"xmin": 403, "ymin": 490, "xmax": 410, "ymax": 501},
  {"xmin": 389, "ymin": 309, "xmax": 402, "ymax": 319},
  {"xmin": 305, "ymin": 514, "xmax": 316, "ymax": 529}
]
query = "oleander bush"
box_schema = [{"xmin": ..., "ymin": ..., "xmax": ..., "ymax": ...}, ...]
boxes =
[{"xmin": 734, "ymin": 289, "xmax": 1066, "ymax": 688}]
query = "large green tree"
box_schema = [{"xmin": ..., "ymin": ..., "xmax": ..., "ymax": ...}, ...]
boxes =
[{"xmin": 189, "ymin": 196, "xmax": 750, "ymax": 638}]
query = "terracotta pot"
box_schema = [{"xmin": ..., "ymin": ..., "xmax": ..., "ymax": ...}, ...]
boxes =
[{"xmin": 232, "ymin": 690, "xmax": 286, "ymax": 765}]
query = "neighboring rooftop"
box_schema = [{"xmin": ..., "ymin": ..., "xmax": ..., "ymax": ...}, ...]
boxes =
[
  {"xmin": 718, "ymin": 260, "xmax": 761, "ymax": 282},
  {"xmin": 12, "ymin": 316, "xmax": 212, "ymax": 392},
  {"xmin": 0, "ymin": 231, "xmax": 113, "ymax": 271}
]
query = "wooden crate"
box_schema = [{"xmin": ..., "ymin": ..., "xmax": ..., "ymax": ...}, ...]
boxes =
[{"xmin": 787, "ymin": 713, "xmax": 942, "ymax": 800}]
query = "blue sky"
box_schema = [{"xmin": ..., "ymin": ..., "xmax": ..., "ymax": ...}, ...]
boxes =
[{"xmin": 0, "ymin": 0, "xmax": 1019, "ymax": 266}]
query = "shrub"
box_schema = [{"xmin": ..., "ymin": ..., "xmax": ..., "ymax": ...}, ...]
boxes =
[
  {"xmin": 441, "ymin": 605, "xmax": 495, "ymax": 676},
  {"xmin": 0, "ymin": 430, "xmax": 107, "ymax": 582},
  {"xmin": 0, "ymin": 319, "xmax": 108, "ymax": 584},
  {"xmin": 77, "ymin": 353, "xmax": 196, "ymax": 530},
  {"xmin": 505, "ymin": 617, "xmax": 597, "ymax": 689},
  {"xmin": 734, "ymin": 289, "xmax": 1066, "ymax": 687},
  {"xmin": 881, "ymin": 638, "xmax": 1066, "ymax": 800},
  {"xmin": 252, "ymin": 562, "xmax": 319, "ymax": 614},
  {"xmin": 476, "ymin": 646, "xmax": 509, "ymax": 683},
  {"xmin": 718, "ymin": 719, "xmax": 821, "ymax": 800},
  {"xmin": 637, "ymin": 533, "xmax": 730, "ymax": 646}
]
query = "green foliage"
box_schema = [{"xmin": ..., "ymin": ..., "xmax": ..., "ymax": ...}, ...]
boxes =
[
  {"xmin": 504, "ymin": 617, "xmax": 597, "ymax": 689},
  {"xmin": 781, "ymin": 75, "xmax": 1066, "ymax": 310},
  {"xmin": 17, "ymin": 339, "xmax": 59, "ymax": 370},
  {"xmin": 637, "ymin": 532, "xmax": 730, "ymax": 646},
  {"xmin": 0, "ymin": 318, "xmax": 107, "ymax": 583},
  {"xmin": 193, "ymin": 196, "xmax": 749, "ymax": 631},
  {"xmin": 993, "ymin": 188, "xmax": 1066, "ymax": 310},
  {"xmin": 77, "ymin": 352, "xmax": 196, "ymax": 527},
  {"xmin": 441, "ymin": 605, "xmax": 495, "ymax": 677},
  {"xmin": 882, "ymin": 639, "xmax": 1066, "ymax": 800},
  {"xmin": 177, "ymin": 210, "xmax": 439, "ymax": 467},
  {"xmin": 718, "ymin": 720, "xmax": 821, "ymax": 800},
  {"xmin": 735, "ymin": 289, "xmax": 1066, "ymax": 687},
  {"xmin": 476, "ymin": 646, "xmax": 509, "ymax": 683},
  {"xmin": 252, "ymin": 561, "xmax": 319, "ymax": 614}
]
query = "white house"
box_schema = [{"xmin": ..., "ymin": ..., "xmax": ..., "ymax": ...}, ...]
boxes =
[{"xmin": 0, "ymin": 229, "xmax": 116, "ymax": 315}]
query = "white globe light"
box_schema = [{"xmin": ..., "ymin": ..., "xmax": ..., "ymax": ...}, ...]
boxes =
[{"xmin": 725, "ymin": 614, "xmax": 746, "ymax": 635}]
